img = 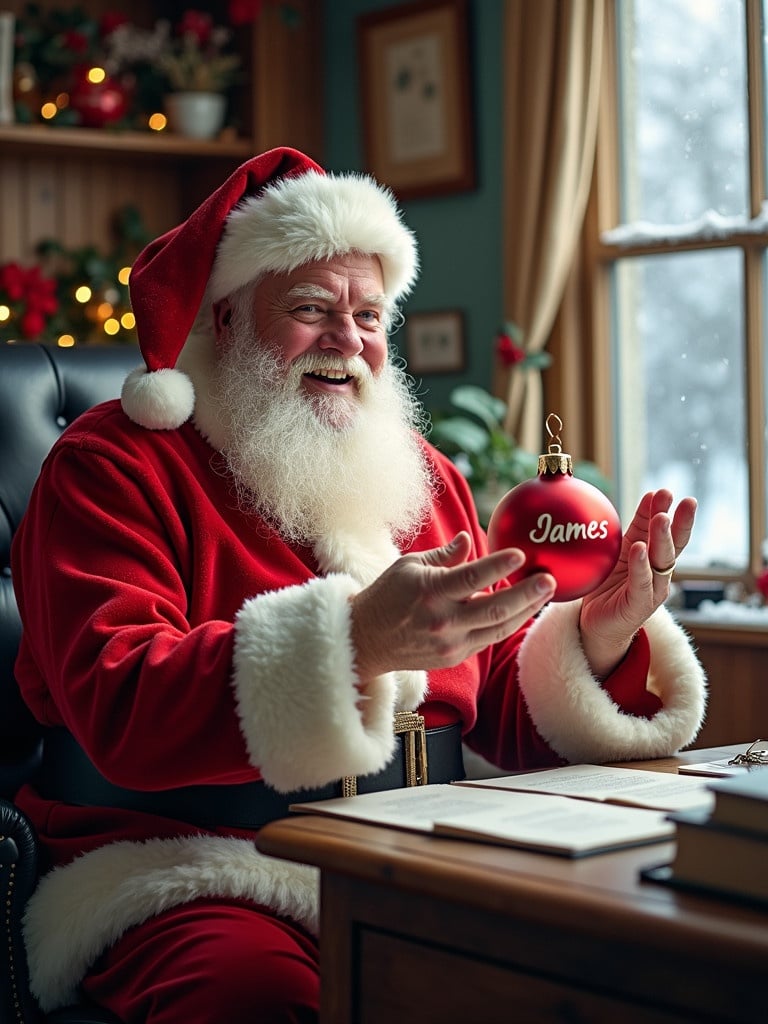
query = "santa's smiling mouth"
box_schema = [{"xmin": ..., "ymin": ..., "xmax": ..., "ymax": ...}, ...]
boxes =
[{"xmin": 304, "ymin": 370, "xmax": 354, "ymax": 386}]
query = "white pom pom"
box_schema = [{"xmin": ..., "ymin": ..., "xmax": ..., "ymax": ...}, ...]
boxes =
[{"xmin": 120, "ymin": 367, "xmax": 195, "ymax": 430}]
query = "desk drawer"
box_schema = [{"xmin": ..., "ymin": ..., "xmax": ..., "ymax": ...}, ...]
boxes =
[{"xmin": 356, "ymin": 930, "xmax": 698, "ymax": 1024}]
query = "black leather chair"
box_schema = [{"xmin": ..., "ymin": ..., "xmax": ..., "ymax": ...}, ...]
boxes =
[{"xmin": 0, "ymin": 343, "xmax": 140, "ymax": 1024}]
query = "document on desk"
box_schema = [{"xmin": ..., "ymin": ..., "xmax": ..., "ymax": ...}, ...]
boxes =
[
  {"xmin": 454, "ymin": 764, "xmax": 714, "ymax": 813},
  {"xmin": 290, "ymin": 782, "xmax": 677, "ymax": 857}
]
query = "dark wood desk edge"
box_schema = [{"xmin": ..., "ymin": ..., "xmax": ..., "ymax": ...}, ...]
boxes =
[
  {"xmin": 256, "ymin": 743, "xmax": 768, "ymax": 956},
  {"xmin": 608, "ymin": 740, "xmax": 749, "ymax": 771}
]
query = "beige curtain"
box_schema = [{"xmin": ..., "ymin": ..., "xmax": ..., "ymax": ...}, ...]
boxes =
[{"xmin": 501, "ymin": 0, "xmax": 604, "ymax": 452}]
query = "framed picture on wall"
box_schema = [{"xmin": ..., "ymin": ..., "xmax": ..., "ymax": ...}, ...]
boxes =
[
  {"xmin": 405, "ymin": 310, "xmax": 466, "ymax": 374},
  {"xmin": 357, "ymin": 0, "xmax": 475, "ymax": 200}
]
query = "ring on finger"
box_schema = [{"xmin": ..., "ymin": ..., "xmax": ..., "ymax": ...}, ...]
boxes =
[{"xmin": 651, "ymin": 562, "xmax": 676, "ymax": 577}]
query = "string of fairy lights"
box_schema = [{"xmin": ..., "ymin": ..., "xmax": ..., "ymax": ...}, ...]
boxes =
[
  {"xmin": 29, "ymin": 64, "xmax": 169, "ymax": 133},
  {"xmin": 0, "ymin": 263, "xmax": 138, "ymax": 347},
  {"xmin": 65, "ymin": 265, "xmax": 137, "ymax": 345},
  {"xmin": 0, "ymin": 205, "xmax": 148, "ymax": 347}
]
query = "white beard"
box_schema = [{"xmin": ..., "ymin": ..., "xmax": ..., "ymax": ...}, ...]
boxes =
[{"xmin": 210, "ymin": 322, "xmax": 436, "ymax": 547}]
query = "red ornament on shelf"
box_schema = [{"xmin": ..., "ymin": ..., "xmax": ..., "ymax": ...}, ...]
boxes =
[
  {"xmin": 68, "ymin": 66, "xmax": 130, "ymax": 129},
  {"xmin": 487, "ymin": 414, "xmax": 622, "ymax": 602}
]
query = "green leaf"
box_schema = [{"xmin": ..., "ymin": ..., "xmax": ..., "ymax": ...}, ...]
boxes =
[
  {"xmin": 429, "ymin": 417, "xmax": 491, "ymax": 455},
  {"xmin": 503, "ymin": 321, "xmax": 525, "ymax": 344},
  {"xmin": 448, "ymin": 385, "xmax": 506, "ymax": 431},
  {"xmin": 525, "ymin": 351, "xmax": 553, "ymax": 370}
]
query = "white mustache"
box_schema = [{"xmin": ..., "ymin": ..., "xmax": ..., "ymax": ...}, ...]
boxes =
[{"xmin": 291, "ymin": 353, "xmax": 373, "ymax": 383}]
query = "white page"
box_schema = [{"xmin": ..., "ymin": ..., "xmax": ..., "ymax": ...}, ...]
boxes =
[
  {"xmin": 677, "ymin": 759, "xmax": 748, "ymax": 778},
  {"xmin": 433, "ymin": 792, "xmax": 674, "ymax": 855},
  {"xmin": 291, "ymin": 782, "xmax": 675, "ymax": 856},
  {"xmin": 292, "ymin": 783, "xmax": 494, "ymax": 833},
  {"xmin": 455, "ymin": 764, "xmax": 714, "ymax": 812}
]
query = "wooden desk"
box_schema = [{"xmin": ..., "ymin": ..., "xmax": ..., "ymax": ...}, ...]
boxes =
[{"xmin": 256, "ymin": 744, "xmax": 767, "ymax": 1023}]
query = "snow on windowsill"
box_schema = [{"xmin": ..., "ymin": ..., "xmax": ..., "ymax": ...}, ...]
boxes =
[
  {"xmin": 673, "ymin": 599, "xmax": 768, "ymax": 628},
  {"xmin": 601, "ymin": 202, "xmax": 768, "ymax": 247}
]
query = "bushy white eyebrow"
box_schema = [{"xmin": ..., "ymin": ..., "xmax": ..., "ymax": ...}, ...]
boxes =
[
  {"xmin": 285, "ymin": 284, "xmax": 335, "ymax": 303},
  {"xmin": 285, "ymin": 284, "xmax": 388, "ymax": 309}
]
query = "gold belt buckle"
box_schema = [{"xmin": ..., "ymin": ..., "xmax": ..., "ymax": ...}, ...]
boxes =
[
  {"xmin": 394, "ymin": 710, "xmax": 429, "ymax": 787},
  {"xmin": 341, "ymin": 711, "xmax": 429, "ymax": 797}
]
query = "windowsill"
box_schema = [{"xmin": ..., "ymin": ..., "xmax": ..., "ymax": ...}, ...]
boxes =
[{"xmin": 671, "ymin": 601, "xmax": 768, "ymax": 642}]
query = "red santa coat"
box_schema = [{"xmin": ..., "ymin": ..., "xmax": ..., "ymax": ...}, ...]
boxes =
[{"xmin": 11, "ymin": 400, "xmax": 706, "ymax": 1011}]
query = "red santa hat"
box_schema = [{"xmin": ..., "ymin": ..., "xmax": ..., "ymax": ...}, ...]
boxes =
[{"xmin": 122, "ymin": 146, "xmax": 419, "ymax": 430}]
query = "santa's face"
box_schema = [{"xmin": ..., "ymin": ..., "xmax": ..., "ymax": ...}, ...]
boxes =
[
  {"xmin": 206, "ymin": 253, "xmax": 434, "ymax": 546},
  {"xmin": 221, "ymin": 253, "xmax": 389, "ymax": 407}
]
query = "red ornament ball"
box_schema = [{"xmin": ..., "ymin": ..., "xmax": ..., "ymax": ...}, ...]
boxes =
[
  {"xmin": 69, "ymin": 67, "xmax": 130, "ymax": 128},
  {"xmin": 487, "ymin": 470, "xmax": 622, "ymax": 602}
]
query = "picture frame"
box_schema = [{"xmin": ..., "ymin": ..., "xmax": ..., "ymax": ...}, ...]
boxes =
[
  {"xmin": 357, "ymin": 0, "xmax": 475, "ymax": 200},
  {"xmin": 405, "ymin": 309, "xmax": 466, "ymax": 374}
]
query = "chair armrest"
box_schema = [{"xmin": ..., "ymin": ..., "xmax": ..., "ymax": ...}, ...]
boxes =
[{"xmin": 0, "ymin": 798, "xmax": 42, "ymax": 1024}]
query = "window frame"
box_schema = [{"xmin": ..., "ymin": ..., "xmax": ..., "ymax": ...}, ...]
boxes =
[{"xmin": 582, "ymin": 0, "xmax": 768, "ymax": 584}]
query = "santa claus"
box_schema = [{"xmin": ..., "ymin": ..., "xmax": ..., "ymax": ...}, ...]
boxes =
[{"xmin": 11, "ymin": 147, "xmax": 705, "ymax": 1022}]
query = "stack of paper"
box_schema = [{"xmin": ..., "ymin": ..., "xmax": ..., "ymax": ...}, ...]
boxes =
[{"xmin": 290, "ymin": 765, "xmax": 714, "ymax": 858}]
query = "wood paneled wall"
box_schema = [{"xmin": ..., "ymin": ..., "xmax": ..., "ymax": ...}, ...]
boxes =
[{"xmin": 1, "ymin": 0, "xmax": 323, "ymax": 265}]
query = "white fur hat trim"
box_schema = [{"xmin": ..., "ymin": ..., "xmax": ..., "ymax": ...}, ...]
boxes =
[{"xmin": 210, "ymin": 170, "xmax": 419, "ymax": 305}]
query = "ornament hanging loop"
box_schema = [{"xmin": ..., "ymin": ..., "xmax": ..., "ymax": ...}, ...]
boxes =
[
  {"xmin": 539, "ymin": 412, "xmax": 573, "ymax": 476},
  {"xmin": 545, "ymin": 412, "xmax": 564, "ymax": 455}
]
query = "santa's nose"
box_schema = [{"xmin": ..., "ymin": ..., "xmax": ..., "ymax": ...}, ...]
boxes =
[{"xmin": 317, "ymin": 313, "xmax": 364, "ymax": 356}]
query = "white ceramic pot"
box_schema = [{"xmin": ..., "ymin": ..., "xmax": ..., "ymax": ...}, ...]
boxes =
[{"xmin": 165, "ymin": 92, "xmax": 226, "ymax": 140}]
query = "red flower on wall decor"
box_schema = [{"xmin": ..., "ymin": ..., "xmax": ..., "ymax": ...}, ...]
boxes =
[
  {"xmin": 0, "ymin": 262, "xmax": 59, "ymax": 343},
  {"xmin": 496, "ymin": 329, "xmax": 526, "ymax": 367},
  {"xmin": 494, "ymin": 322, "xmax": 552, "ymax": 372}
]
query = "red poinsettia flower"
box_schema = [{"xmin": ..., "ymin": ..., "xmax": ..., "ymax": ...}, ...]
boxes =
[
  {"xmin": 0, "ymin": 262, "xmax": 26, "ymax": 302},
  {"xmin": 496, "ymin": 330, "xmax": 527, "ymax": 367},
  {"xmin": 0, "ymin": 261, "xmax": 59, "ymax": 341},
  {"xmin": 756, "ymin": 567, "xmax": 768, "ymax": 600},
  {"xmin": 178, "ymin": 9, "xmax": 214, "ymax": 45},
  {"xmin": 19, "ymin": 308, "xmax": 46, "ymax": 339},
  {"xmin": 228, "ymin": 0, "xmax": 264, "ymax": 25}
]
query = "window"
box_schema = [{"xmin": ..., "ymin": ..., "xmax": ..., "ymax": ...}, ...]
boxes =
[{"xmin": 593, "ymin": 0, "xmax": 767, "ymax": 580}]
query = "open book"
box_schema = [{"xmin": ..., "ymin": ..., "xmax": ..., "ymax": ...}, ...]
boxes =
[{"xmin": 290, "ymin": 765, "xmax": 713, "ymax": 857}]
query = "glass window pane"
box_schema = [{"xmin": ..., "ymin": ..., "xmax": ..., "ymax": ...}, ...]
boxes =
[
  {"xmin": 617, "ymin": 0, "xmax": 748, "ymax": 225},
  {"xmin": 613, "ymin": 249, "xmax": 747, "ymax": 571}
]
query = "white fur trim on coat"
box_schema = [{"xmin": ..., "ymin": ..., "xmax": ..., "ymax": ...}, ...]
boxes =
[
  {"xmin": 232, "ymin": 573, "xmax": 408, "ymax": 791},
  {"xmin": 23, "ymin": 835, "xmax": 318, "ymax": 1013},
  {"xmin": 517, "ymin": 602, "xmax": 706, "ymax": 763},
  {"xmin": 210, "ymin": 171, "xmax": 419, "ymax": 307}
]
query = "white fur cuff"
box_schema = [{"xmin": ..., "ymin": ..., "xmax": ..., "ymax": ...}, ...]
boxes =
[
  {"xmin": 232, "ymin": 574, "xmax": 399, "ymax": 791},
  {"xmin": 24, "ymin": 836, "xmax": 318, "ymax": 1013},
  {"xmin": 517, "ymin": 602, "xmax": 706, "ymax": 763}
]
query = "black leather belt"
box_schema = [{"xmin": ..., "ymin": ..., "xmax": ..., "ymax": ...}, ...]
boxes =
[{"xmin": 36, "ymin": 717, "xmax": 465, "ymax": 830}]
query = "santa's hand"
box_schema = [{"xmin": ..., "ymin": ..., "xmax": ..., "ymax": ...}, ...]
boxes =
[
  {"xmin": 578, "ymin": 490, "xmax": 697, "ymax": 677},
  {"xmin": 350, "ymin": 531, "xmax": 555, "ymax": 680}
]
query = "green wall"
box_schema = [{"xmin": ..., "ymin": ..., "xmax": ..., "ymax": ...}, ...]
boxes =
[{"xmin": 322, "ymin": 0, "xmax": 505, "ymax": 414}]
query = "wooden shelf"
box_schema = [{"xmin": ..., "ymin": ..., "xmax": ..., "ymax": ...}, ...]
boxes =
[
  {"xmin": 0, "ymin": 123, "xmax": 254, "ymax": 161},
  {"xmin": 1, "ymin": 0, "xmax": 323, "ymax": 261}
]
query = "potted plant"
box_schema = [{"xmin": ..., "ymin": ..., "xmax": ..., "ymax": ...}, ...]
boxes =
[
  {"xmin": 429, "ymin": 385, "xmax": 612, "ymax": 527},
  {"xmin": 159, "ymin": 9, "xmax": 242, "ymax": 140}
]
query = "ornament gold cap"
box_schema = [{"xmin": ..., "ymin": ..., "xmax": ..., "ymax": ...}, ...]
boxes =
[
  {"xmin": 538, "ymin": 452, "xmax": 573, "ymax": 475},
  {"xmin": 539, "ymin": 413, "xmax": 573, "ymax": 475}
]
